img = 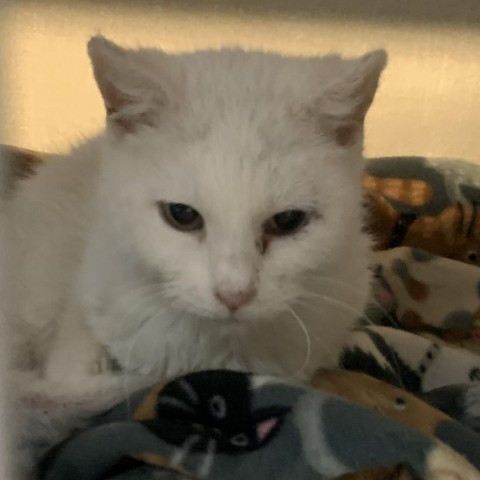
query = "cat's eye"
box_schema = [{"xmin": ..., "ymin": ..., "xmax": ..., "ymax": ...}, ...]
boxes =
[
  {"xmin": 159, "ymin": 202, "xmax": 204, "ymax": 232},
  {"xmin": 230, "ymin": 433, "xmax": 250, "ymax": 447},
  {"xmin": 264, "ymin": 210, "xmax": 308, "ymax": 236},
  {"xmin": 209, "ymin": 395, "xmax": 227, "ymax": 419}
]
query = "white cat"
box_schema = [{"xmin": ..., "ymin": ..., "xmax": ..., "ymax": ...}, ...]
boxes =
[{"xmin": 0, "ymin": 36, "xmax": 386, "ymax": 390}]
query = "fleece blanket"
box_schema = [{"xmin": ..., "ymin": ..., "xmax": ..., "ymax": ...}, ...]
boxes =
[
  {"xmin": 37, "ymin": 249, "xmax": 480, "ymax": 479},
  {"xmin": 2, "ymin": 147, "xmax": 480, "ymax": 478}
]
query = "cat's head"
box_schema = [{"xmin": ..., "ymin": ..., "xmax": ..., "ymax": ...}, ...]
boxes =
[{"xmin": 87, "ymin": 36, "xmax": 386, "ymax": 324}]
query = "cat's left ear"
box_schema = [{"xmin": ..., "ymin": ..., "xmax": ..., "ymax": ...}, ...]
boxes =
[
  {"xmin": 88, "ymin": 35, "xmax": 167, "ymax": 134},
  {"xmin": 317, "ymin": 50, "xmax": 387, "ymax": 147}
]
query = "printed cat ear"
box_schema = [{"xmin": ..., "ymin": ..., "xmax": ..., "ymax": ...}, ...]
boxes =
[
  {"xmin": 317, "ymin": 50, "xmax": 387, "ymax": 147},
  {"xmin": 254, "ymin": 406, "xmax": 290, "ymax": 445},
  {"xmin": 88, "ymin": 35, "xmax": 166, "ymax": 134},
  {"xmin": 256, "ymin": 417, "xmax": 279, "ymax": 443}
]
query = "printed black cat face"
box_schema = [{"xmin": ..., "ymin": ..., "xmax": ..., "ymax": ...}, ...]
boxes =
[{"xmin": 152, "ymin": 370, "xmax": 290, "ymax": 454}]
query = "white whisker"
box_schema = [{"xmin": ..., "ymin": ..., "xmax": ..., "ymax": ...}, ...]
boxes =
[
  {"xmin": 302, "ymin": 273, "xmax": 399, "ymax": 328},
  {"xmin": 284, "ymin": 305, "xmax": 312, "ymax": 381},
  {"xmin": 296, "ymin": 291, "xmax": 406, "ymax": 390},
  {"xmin": 96, "ymin": 277, "xmax": 177, "ymax": 415},
  {"xmin": 289, "ymin": 298, "xmax": 346, "ymax": 368},
  {"xmin": 121, "ymin": 298, "xmax": 178, "ymax": 415},
  {"xmin": 300, "ymin": 291, "xmax": 366, "ymax": 322}
]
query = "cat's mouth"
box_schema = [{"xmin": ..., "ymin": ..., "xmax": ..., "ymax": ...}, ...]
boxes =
[
  {"xmin": 188, "ymin": 308, "xmax": 242, "ymax": 327},
  {"xmin": 201, "ymin": 309, "xmax": 258, "ymax": 331},
  {"xmin": 178, "ymin": 297, "xmax": 268, "ymax": 327},
  {"xmin": 216, "ymin": 311, "xmax": 243, "ymax": 326}
]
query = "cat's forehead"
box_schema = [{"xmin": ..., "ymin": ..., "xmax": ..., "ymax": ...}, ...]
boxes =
[
  {"xmin": 104, "ymin": 47, "xmax": 366, "ymax": 210},
  {"xmin": 113, "ymin": 113, "xmax": 355, "ymax": 216},
  {"xmin": 145, "ymin": 48, "xmax": 348, "ymax": 99},
  {"xmin": 132, "ymin": 122, "xmax": 348, "ymax": 216}
]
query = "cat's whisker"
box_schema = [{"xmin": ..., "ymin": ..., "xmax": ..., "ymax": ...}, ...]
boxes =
[
  {"xmin": 121, "ymin": 320, "xmax": 148, "ymax": 418},
  {"xmin": 295, "ymin": 292, "xmax": 406, "ymax": 390},
  {"xmin": 300, "ymin": 290, "xmax": 369, "ymax": 323},
  {"xmin": 300, "ymin": 273, "xmax": 400, "ymax": 329},
  {"xmin": 120, "ymin": 297, "xmax": 179, "ymax": 410},
  {"xmin": 108, "ymin": 284, "xmax": 167, "ymax": 339},
  {"xmin": 111, "ymin": 291, "xmax": 164, "ymax": 352},
  {"xmin": 99, "ymin": 282, "xmax": 177, "ymax": 409},
  {"xmin": 288, "ymin": 299, "xmax": 347, "ymax": 368},
  {"xmin": 283, "ymin": 305, "xmax": 312, "ymax": 381},
  {"xmin": 109, "ymin": 278, "xmax": 174, "ymax": 335},
  {"xmin": 299, "ymin": 272, "xmax": 364, "ymax": 294},
  {"xmin": 115, "ymin": 276, "xmax": 169, "ymax": 297}
]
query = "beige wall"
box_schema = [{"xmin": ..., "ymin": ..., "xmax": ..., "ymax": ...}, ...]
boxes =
[
  {"xmin": 0, "ymin": 0, "xmax": 14, "ymax": 475},
  {"xmin": 2, "ymin": 1, "xmax": 480, "ymax": 161}
]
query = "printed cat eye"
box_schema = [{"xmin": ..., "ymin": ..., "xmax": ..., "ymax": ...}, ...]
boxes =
[
  {"xmin": 159, "ymin": 202, "xmax": 204, "ymax": 232},
  {"xmin": 264, "ymin": 210, "xmax": 308, "ymax": 236}
]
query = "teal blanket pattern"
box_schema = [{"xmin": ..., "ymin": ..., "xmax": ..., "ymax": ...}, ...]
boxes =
[{"xmin": 38, "ymin": 366, "xmax": 479, "ymax": 480}]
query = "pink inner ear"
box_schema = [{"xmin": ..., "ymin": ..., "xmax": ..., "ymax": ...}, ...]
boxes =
[{"xmin": 256, "ymin": 417, "xmax": 278, "ymax": 442}]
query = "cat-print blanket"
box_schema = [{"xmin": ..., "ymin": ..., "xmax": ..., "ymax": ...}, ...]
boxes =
[
  {"xmin": 38, "ymin": 367, "xmax": 479, "ymax": 480},
  {"xmin": 36, "ymin": 247, "xmax": 480, "ymax": 480},
  {"xmin": 3, "ymin": 147, "xmax": 480, "ymax": 478}
]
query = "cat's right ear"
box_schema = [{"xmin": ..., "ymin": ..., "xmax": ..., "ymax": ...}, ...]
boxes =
[
  {"xmin": 88, "ymin": 35, "xmax": 166, "ymax": 134},
  {"xmin": 314, "ymin": 50, "xmax": 387, "ymax": 147}
]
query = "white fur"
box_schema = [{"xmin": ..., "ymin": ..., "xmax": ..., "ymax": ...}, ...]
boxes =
[{"xmin": 1, "ymin": 38, "xmax": 386, "ymax": 388}]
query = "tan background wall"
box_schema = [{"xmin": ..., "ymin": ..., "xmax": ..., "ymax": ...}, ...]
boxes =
[{"xmin": 2, "ymin": 0, "xmax": 480, "ymax": 161}]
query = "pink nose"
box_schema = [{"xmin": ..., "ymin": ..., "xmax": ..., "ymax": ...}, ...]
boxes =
[{"xmin": 214, "ymin": 287, "xmax": 257, "ymax": 312}]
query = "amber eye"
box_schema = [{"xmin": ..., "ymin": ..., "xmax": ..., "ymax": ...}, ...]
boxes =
[
  {"xmin": 264, "ymin": 210, "xmax": 308, "ymax": 236},
  {"xmin": 159, "ymin": 202, "xmax": 204, "ymax": 232}
]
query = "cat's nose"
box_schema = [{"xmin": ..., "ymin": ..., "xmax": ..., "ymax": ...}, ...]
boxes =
[{"xmin": 214, "ymin": 287, "xmax": 257, "ymax": 312}]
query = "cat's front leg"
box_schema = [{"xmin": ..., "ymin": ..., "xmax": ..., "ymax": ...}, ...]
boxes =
[{"xmin": 43, "ymin": 301, "xmax": 111, "ymax": 384}]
